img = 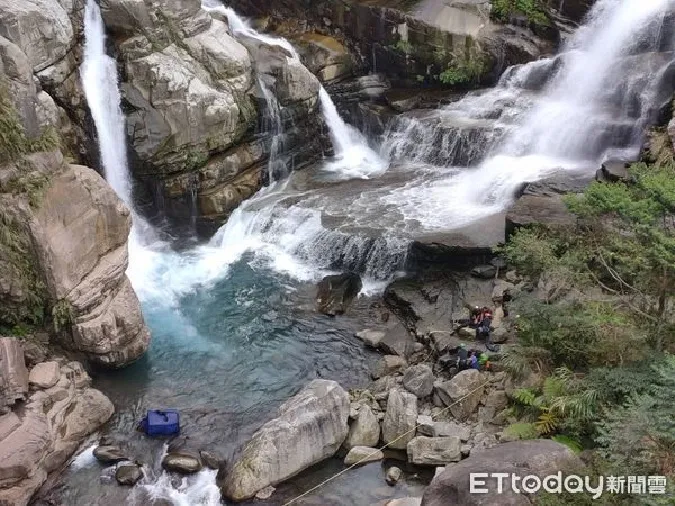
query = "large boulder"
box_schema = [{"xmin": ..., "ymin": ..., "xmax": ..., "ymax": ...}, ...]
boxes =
[
  {"xmin": 382, "ymin": 389, "xmax": 418, "ymax": 450},
  {"xmin": 403, "ymin": 364, "xmax": 434, "ymax": 398},
  {"xmin": 162, "ymin": 452, "xmax": 202, "ymax": 475},
  {"xmin": 421, "ymin": 440, "xmax": 582, "ymax": 506},
  {"xmin": 316, "ymin": 273, "xmax": 362, "ymax": 316},
  {"xmin": 372, "ymin": 355, "xmax": 407, "ymax": 380},
  {"xmin": 122, "ymin": 42, "xmax": 253, "ymax": 174},
  {"xmin": 344, "ymin": 405, "xmax": 380, "ymax": 449},
  {"xmin": 407, "ymin": 436, "xmax": 462, "ymax": 465},
  {"xmin": 0, "ymin": 360, "xmax": 114, "ymax": 506},
  {"xmin": 344, "ymin": 445, "xmax": 384, "ymax": 465},
  {"xmin": 29, "ymin": 161, "xmax": 151, "ymax": 367},
  {"xmin": 28, "ymin": 361, "xmax": 60, "ymax": 389},
  {"xmin": 222, "ymin": 380, "xmax": 350, "ymax": 501},
  {"xmin": 434, "ymin": 370, "xmax": 487, "ymax": 421}
]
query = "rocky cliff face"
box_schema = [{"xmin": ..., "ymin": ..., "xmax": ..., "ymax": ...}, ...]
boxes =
[
  {"xmin": 227, "ymin": 0, "xmax": 559, "ymax": 87},
  {"xmin": 0, "ymin": 5, "xmax": 150, "ymax": 367},
  {"xmin": 98, "ymin": 0, "xmax": 327, "ymax": 235},
  {"xmin": 0, "ymin": 338, "xmax": 114, "ymax": 506}
]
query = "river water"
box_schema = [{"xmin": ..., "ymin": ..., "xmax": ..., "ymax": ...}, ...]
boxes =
[{"xmin": 42, "ymin": 0, "xmax": 675, "ymax": 504}]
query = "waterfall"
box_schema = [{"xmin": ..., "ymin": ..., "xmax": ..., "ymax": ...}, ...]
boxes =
[
  {"xmin": 381, "ymin": 0, "xmax": 675, "ymax": 229},
  {"xmin": 81, "ymin": 0, "xmax": 133, "ymax": 206},
  {"xmin": 258, "ymin": 77, "xmax": 287, "ymax": 183},
  {"xmin": 204, "ymin": 1, "xmax": 386, "ymax": 179}
]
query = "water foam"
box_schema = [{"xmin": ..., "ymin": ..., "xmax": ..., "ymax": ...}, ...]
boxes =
[{"xmin": 382, "ymin": 0, "xmax": 674, "ymax": 229}]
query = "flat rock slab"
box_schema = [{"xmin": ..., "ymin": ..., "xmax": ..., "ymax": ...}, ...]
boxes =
[
  {"xmin": 506, "ymin": 194, "xmax": 575, "ymax": 235},
  {"xmin": 407, "ymin": 436, "xmax": 462, "ymax": 465},
  {"xmin": 344, "ymin": 446, "xmax": 384, "ymax": 465},
  {"xmin": 29, "ymin": 361, "xmax": 60, "ymax": 390}
]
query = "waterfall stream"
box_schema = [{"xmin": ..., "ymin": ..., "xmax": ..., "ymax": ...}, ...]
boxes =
[{"xmin": 65, "ymin": 0, "xmax": 675, "ymax": 503}]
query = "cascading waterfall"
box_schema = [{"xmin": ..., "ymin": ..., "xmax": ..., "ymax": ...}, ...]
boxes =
[
  {"xmin": 382, "ymin": 0, "xmax": 674, "ymax": 229},
  {"xmin": 203, "ymin": 0, "xmax": 385, "ymax": 179},
  {"xmin": 258, "ymin": 77, "xmax": 288, "ymax": 183},
  {"xmin": 81, "ymin": 0, "xmax": 132, "ymax": 206}
]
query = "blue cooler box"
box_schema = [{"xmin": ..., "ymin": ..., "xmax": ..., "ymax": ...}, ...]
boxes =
[{"xmin": 141, "ymin": 409, "xmax": 180, "ymax": 436}]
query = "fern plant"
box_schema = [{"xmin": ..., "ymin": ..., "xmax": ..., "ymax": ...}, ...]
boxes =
[{"xmin": 509, "ymin": 368, "xmax": 599, "ymax": 438}]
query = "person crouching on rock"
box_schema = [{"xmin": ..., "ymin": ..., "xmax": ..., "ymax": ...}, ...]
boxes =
[
  {"xmin": 469, "ymin": 351, "xmax": 479, "ymax": 370},
  {"xmin": 476, "ymin": 306, "xmax": 493, "ymax": 341},
  {"xmin": 457, "ymin": 343, "xmax": 469, "ymax": 370}
]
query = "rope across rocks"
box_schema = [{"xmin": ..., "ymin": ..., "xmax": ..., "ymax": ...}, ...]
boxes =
[{"xmin": 282, "ymin": 378, "xmax": 492, "ymax": 505}]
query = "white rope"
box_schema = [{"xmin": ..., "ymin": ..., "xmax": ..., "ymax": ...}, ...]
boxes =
[{"xmin": 282, "ymin": 378, "xmax": 492, "ymax": 505}]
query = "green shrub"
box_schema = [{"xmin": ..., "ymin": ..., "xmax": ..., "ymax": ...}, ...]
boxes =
[
  {"xmin": 491, "ymin": 0, "xmax": 550, "ymax": 27},
  {"xmin": 439, "ymin": 52, "xmax": 486, "ymax": 85}
]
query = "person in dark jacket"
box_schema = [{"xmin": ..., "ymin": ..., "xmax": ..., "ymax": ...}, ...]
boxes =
[{"xmin": 457, "ymin": 343, "xmax": 469, "ymax": 370}]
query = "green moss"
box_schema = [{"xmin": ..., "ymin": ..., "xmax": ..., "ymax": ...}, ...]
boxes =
[
  {"xmin": 390, "ymin": 39, "xmax": 414, "ymax": 55},
  {"xmin": 0, "ymin": 84, "xmax": 61, "ymax": 166},
  {"xmin": 491, "ymin": 0, "xmax": 550, "ymax": 27},
  {"xmin": 0, "ymin": 208, "xmax": 46, "ymax": 330},
  {"xmin": 0, "ymin": 83, "xmax": 29, "ymax": 165},
  {"xmin": 185, "ymin": 150, "xmax": 208, "ymax": 171},
  {"xmin": 51, "ymin": 299, "xmax": 72, "ymax": 333},
  {"xmin": 439, "ymin": 51, "xmax": 487, "ymax": 86}
]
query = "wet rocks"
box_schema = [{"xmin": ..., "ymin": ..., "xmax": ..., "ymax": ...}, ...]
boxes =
[
  {"xmin": 199, "ymin": 450, "xmax": 221, "ymax": 470},
  {"xmin": 316, "ymin": 273, "xmax": 362, "ymax": 316},
  {"xmin": 407, "ymin": 436, "xmax": 462, "ymax": 465},
  {"xmin": 344, "ymin": 446, "xmax": 384, "ymax": 465},
  {"xmin": 402, "ymin": 364, "xmax": 434, "ymax": 398},
  {"xmin": 372, "ymin": 355, "xmax": 407, "ymax": 380},
  {"xmin": 0, "ymin": 356, "xmax": 113, "ymax": 506},
  {"xmin": 421, "ymin": 440, "xmax": 582, "ymax": 506},
  {"xmin": 115, "ymin": 461, "xmax": 143, "ymax": 486},
  {"xmin": 470, "ymin": 265, "xmax": 497, "ymax": 279},
  {"xmin": 345, "ymin": 405, "xmax": 380, "ymax": 449},
  {"xmin": 28, "ymin": 361, "xmax": 60, "ymax": 389},
  {"xmin": 222, "ymin": 379, "xmax": 349, "ymax": 501},
  {"xmin": 596, "ymin": 160, "xmax": 632, "ymax": 183},
  {"xmin": 94, "ymin": 445, "xmax": 129, "ymax": 465},
  {"xmin": 355, "ymin": 329, "xmax": 384, "ymax": 348},
  {"xmin": 162, "ymin": 452, "xmax": 202, "ymax": 475},
  {"xmin": 382, "ymin": 389, "xmax": 417, "ymax": 450},
  {"xmin": 385, "ymin": 466, "xmax": 402, "ymax": 486}
]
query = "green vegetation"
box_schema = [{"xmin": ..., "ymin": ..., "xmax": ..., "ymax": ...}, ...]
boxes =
[
  {"xmin": 0, "ymin": 83, "xmax": 59, "ymax": 166},
  {"xmin": 491, "ymin": 0, "xmax": 550, "ymax": 26},
  {"xmin": 0, "ymin": 208, "xmax": 46, "ymax": 333},
  {"xmin": 51, "ymin": 299, "xmax": 73, "ymax": 333},
  {"xmin": 390, "ymin": 39, "xmax": 414, "ymax": 55},
  {"xmin": 439, "ymin": 52, "xmax": 486, "ymax": 86},
  {"xmin": 498, "ymin": 155, "xmax": 675, "ymax": 485}
]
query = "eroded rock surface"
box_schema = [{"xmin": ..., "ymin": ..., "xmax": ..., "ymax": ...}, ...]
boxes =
[
  {"xmin": 0, "ymin": 354, "xmax": 114, "ymax": 506},
  {"xmin": 223, "ymin": 379, "xmax": 349, "ymax": 501}
]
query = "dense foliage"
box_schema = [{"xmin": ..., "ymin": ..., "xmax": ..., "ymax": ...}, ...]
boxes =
[
  {"xmin": 499, "ymin": 157, "xmax": 675, "ymax": 495},
  {"xmin": 491, "ymin": 0, "xmax": 550, "ymax": 26}
]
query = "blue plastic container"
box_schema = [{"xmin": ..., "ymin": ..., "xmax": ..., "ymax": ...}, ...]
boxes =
[{"xmin": 140, "ymin": 409, "xmax": 180, "ymax": 436}]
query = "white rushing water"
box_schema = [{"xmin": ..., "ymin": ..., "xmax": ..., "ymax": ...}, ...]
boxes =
[
  {"xmin": 203, "ymin": 0, "xmax": 386, "ymax": 179},
  {"xmin": 81, "ymin": 0, "xmax": 132, "ymax": 206},
  {"xmin": 382, "ymin": 0, "xmax": 674, "ymax": 229}
]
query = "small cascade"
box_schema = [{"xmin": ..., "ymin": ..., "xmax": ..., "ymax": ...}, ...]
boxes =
[
  {"xmin": 380, "ymin": 0, "xmax": 674, "ymax": 229},
  {"xmin": 258, "ymin": 78, "xmax": 288, "ymax": 183},
  {"xmin": 188, "ymin": 172, "xmax": 199, "ymax": 235},
  {"xmin": 204, "ymin": 0, "xmax": 386, "ymax": 180}
]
